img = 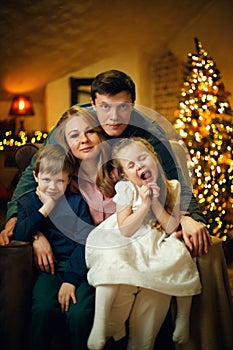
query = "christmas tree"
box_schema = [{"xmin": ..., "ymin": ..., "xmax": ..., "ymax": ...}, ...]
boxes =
[{"xmin": 174, "ymin": 38, "xmax": 233, "ymax": 241}]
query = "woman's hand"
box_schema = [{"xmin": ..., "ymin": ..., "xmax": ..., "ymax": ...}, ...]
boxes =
[
  {"xmin": 58, "ymin": 282, "xmax": 77, "ymax": 313},
  {"xmin": 32, "ymin": 232, "xmax": 56, "ymax": 274}
]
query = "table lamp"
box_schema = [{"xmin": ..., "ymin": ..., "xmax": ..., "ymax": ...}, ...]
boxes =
[{"xmin": 9, "ymin": 95, "xmax": 34, "ymax": 131}]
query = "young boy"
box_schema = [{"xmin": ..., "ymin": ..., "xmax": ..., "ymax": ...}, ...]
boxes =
[{"xmin": 13, "ymin": 144, "xmax": 94, "ymax": 350}]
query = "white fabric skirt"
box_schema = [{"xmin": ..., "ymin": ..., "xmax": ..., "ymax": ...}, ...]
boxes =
[{"xmin": 86, "ymin": 213, "xmax": 201, "ymax": 297}]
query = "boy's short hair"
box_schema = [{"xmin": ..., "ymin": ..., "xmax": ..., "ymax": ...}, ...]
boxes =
[
  {"xmin": 33, "ymin": 144, "xmax": 75, "ymax": 177},
  {"xmin": 91, "ymin": 69, "xmax": 136, "ymax": 103}
]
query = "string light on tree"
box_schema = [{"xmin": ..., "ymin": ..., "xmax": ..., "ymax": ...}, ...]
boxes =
[{"xmin": 175, "ymin": 38, "xmax": 233, "ymax": 240}]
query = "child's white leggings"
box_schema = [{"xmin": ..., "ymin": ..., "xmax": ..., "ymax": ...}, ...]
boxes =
[{"xmin": 88, "ymin": 284, "xmax": 171, "ymax": 350}]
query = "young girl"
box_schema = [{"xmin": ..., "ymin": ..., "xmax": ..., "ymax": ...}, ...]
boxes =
[{"xmin": 85, "ymin": 137, "xmax": 202, "ymax": 350}]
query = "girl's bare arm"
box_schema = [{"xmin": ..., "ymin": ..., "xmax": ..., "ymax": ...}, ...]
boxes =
[
  {"xmin": 151, "ymin": 198, "xmax": 180, "ymax": 234},
  {"xmin": 117, "ymin": 185, "xmax": 151, "ymax": 237}
]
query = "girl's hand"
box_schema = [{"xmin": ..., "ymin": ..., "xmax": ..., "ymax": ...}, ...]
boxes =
[
  {"xmin": 149, "ymin": 183, "xmax": 160, "ymax": 199},
  {"xmin": 139, "ymin": 185, "xmax": 152, "ymax": 203},
  {"xmin": 58, "ymin": 282, "xmax": 77, "ymax": 313}
]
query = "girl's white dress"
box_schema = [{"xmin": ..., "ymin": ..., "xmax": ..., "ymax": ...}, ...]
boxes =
[{"xmin": 86, "ymin": 179, "xmax": 201, "ymax": 296}]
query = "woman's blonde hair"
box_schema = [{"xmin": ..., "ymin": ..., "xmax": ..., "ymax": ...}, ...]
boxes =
[
  {"xmin": 55, "ymin": 106, "xmax": 104, "ymax": 152},
  {"xmin": 55, "ymin": 105, "xmax": 112, "ymax": 179}
]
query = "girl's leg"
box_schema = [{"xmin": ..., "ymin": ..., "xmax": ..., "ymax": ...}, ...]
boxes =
[
  {"xmin": 128, "ymin": 288, "xmax": 171, "ymax": 350},
  {"xmin": 87, "ymin": 284, "xmax": 120, "ymax": 350},
  {"xmin": 88, "ymin": 284, "xmax": 137, "ymax": 350},
  {"xmin": 107, "ymin": 284, "xmax": 137, "ymax": 340},
  {"xmin": 172, "ymin": 296, "xmax": 192, "ymax": 344}
]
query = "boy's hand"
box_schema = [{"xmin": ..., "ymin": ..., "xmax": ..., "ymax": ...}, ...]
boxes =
[
  {"xmin": 36, "ymin": 188, "xmax": 56, "ymax": 216},
  {"xmin": 36, "ymin": 188, "xmax": 55, "ymax": 206},
  {"xmin": 58, "ymin": 282, "xmax": 77, "ymax": 313},
  {"xmin": 32, "ymin": 232, "xmax": 56, "ymax": 274}
]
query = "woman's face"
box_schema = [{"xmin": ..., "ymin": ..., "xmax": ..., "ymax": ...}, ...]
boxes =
[
  {"xmin": 65, "ymin": 116, "xmax": 101, "ymax": 160},
  {"xmin": 118, "ymin": 142, "xmax": 158, "ymax": 186}
]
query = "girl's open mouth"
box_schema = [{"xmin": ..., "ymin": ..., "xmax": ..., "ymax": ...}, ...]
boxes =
[{"xmin": 140, "ymin": 171, "xmax": 152, "ymax": 181}]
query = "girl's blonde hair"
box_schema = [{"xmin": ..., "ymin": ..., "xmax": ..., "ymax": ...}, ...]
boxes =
[{"xmin": 97, "ymin": 137, "xmax": 176, "ymax": 213}]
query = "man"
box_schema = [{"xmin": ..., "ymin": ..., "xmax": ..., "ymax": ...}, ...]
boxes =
[
  {"xmin": 1, "ymin": 70, "xmax": 211, "ymax": 268},
  {"xmin": 91, "ymin": 70, "xmax": 210, "ymax": 255}
]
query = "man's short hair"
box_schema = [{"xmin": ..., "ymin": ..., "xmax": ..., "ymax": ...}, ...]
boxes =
[{"xmin": 91, "ymin": 69, "xmax": 136, "ymax": 103}]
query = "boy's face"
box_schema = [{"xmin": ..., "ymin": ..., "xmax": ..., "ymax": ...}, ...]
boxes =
[
  {"xmin": 92, "ymin": 91, "xmax": 133, "ymax": 137},
  {"xmin": 33, "ymin": 170, "xmax": 70, "ymax": 200}
]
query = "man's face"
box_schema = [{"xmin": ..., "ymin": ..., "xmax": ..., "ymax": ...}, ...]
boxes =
[{"xmin": 93, "ymin": 91, "xmax": 133, "ymax": 137}]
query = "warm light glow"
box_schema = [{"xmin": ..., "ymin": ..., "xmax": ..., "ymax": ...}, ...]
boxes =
[
  {"xmin": 9, "ymin": 95, "xmax": 34, "ymax": 116},
  {"xmin": 174, "ymin": 37, "xmax": 233, "ymax": 239},
  {"xmin": 0, "ymin": 130, "xmax": 48, "ymax": 151}
]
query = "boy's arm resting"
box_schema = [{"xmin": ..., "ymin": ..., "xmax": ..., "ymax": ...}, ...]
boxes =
[
  {"xmin": 32, "ymin": 232, "xmax": 56, "ymax": 274},
  {"xmin": 62, "ymin": 195, "xmax": 93, "ymax": 285},
  {"xmin": 63, "ymin": 243, "xmax": 87, "ymax": 287}
]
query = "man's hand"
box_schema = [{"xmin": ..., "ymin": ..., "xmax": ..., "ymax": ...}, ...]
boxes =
[
  {"xmin": 0, "ymin": 217, "xmax": 17, "ymax": 245},
  {"xmin": 177, "ymin": 216, "xmax": 212, "ymax": 257},
  {"xmin": 32, "ymin": 232, "xmax": 56, "ymax": 274},
  {"xmin": 58, "ymin": 282, "xmax": 77, "ymax": 313}
]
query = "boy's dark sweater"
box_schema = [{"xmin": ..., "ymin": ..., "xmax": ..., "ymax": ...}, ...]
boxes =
[{"xmin": 13, "ymin": 189, "xmax": 93, "ymax": 286}]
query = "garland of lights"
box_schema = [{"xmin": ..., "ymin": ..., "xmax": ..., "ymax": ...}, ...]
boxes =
[
  {"xmin": 175, "ymin": 38, "xmax": 233, "ymax": 239},
  {"xmin": 0, "ymin": 130, "xmax": 48, "ymax": 151}
]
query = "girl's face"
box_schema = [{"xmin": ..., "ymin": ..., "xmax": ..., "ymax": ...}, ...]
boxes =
[
  {"xmin": 65, "ymin": 116, "xmax": 101, "ymax": 160},
  {"xmin": 118, "ymin": 142, "xmax": 158, "ymax": 186},
  {"xmin": 34, "ymin": 170, "xmax": 70, "ymax": 200}
]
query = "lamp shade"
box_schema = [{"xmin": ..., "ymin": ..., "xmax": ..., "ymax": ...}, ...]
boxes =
[{"xmin": 9, "ymin": 95, "xmax": 34, "ymax": 116}]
